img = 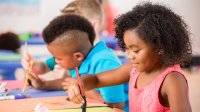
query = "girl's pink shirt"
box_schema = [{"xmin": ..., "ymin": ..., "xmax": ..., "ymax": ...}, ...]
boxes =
[{"xmin": 129, "ymin": 64, "xmax": 187, "ymax": 112}]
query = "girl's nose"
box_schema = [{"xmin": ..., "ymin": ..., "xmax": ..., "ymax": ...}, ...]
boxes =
[{"xmin": 126, "ymin": 50, "xmax": 135, "ymax": 60}]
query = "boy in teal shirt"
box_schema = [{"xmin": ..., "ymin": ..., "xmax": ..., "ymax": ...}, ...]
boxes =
[
  {"xmin": 22, "ymin": 1, "xmax": 129, "ymax": 111},
  {"xmin": 27, "ymin": 14, "xmax": 126, "ymax": 110}
]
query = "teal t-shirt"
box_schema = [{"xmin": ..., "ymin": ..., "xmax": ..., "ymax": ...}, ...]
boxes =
[{"xmin": 46, "ymin": 41, "xmax": 129, "ymax": 112}]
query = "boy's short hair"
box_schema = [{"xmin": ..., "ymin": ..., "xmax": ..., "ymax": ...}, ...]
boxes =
[
  {"xmin": 0, "ymin": 32, "xmax": 21, "ymax": 53},
  {"xmin": 42, "ymin": 14, "xmax": 95, "ymax": 45},
  {"xmin": 61, "ymin": 0, "xmax": 103, "ymax": 23}
]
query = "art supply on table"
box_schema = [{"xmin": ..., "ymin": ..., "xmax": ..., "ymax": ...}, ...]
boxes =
[
  {"xmin": 0, "ymin": 94, "xmax": 30, "ymax": 101},
  {"xmin": 0, "ymin": 82, "xmax": 6, "ymax": 88},
  {"xmin": 0, "ymin": 96, "xmax": 108, "ymax": 112},
  {"xmin": 35, "ymin": 102, "xmax": 49, "ymax": 112},
  {"xmin": 0, "ymin": 82, "xmax": 7, "ymax": 93},
  {"xmin": 75, "ymin": 67, "xmax": 87, "ymax": 112},
  {"xmin": 0, "ymin": 82, "xmax": 9, "ymax": 96}
]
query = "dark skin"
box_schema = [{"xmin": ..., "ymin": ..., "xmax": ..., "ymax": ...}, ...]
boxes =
[{"xmin": 161, "ymin": 72, "xmax": 191, "ymax": 111}]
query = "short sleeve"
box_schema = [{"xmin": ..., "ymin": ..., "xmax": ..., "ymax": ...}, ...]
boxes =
[
  {"xmin": 94, "ymin": 60, "xmax": 125, "ymax": 103},
  {"xmin": 45, "ymin": 57, "xmax": 56, "ymax": 70}
]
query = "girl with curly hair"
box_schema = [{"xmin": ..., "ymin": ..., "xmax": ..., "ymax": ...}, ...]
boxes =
[{"xmin": 67, "ymin": 2, "xmax": 192, "ymax": 112}]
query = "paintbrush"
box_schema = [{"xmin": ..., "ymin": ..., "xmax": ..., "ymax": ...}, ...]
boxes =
[{"xmin": 75, "ymin": 67, "xmax": 86, "ymax": 112}]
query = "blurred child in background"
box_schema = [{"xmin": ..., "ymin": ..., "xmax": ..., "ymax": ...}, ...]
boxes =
[{"xmin": 0, "ymin": 32, "xmax": 21, "ymax": 53}]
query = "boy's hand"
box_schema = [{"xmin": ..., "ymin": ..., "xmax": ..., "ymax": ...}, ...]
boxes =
[
  {"xmin": 27, "ymin": 72, "xmax": 44, "ymax": 90},
  {"xmin": 21, "ymin": 52, "xmax": 48, "ymax": 75},
  {"xmin": 21, "ymin": 53, "xmax": 35, "ymax": 70}
]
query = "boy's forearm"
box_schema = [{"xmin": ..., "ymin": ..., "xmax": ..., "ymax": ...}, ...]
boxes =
[{"xmin": 41, "ymin": 78, "xmax": 65, "ymax": 90}]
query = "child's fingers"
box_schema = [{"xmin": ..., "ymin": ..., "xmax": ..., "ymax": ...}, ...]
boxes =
[
  {"xmin": 110, "ymin": 108, "xmax": 125, "ymax": 112},
  {"xmin": 28, "ymin": 72, "xmax": 44, "ymax": 89},
  {"xmin": 28, "ymin": 72, "xmax": 37, "ymax": 81},
  {"xmin": 67, "ymin": 85, "xmax": 84, "ymax": 104},
  {"xmin": 21, "ymin": 54, "xmax": 30, "ymax": 69},
  {"xmin": 62, "ymin": 82, "xmax": 70, "ymax": 90},
  {"xmin": 62, "ymin": 78, "xmax": 78, "ymax": 90},
  {"xmin": 72, "ymin": 85, "xmax": 84, "ymax": 103},
  {"xmin": 21, "ymin": 53, "xmax": 34, "ymax": 69},
  {"xmin": 21, "ymin": 59, "xmax": 29, "ymax": 69}
]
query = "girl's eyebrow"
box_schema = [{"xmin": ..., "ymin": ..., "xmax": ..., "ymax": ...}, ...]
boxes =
[{"xmin": 127, "ymin": 44, "xmax": 139, "ymax": 48}]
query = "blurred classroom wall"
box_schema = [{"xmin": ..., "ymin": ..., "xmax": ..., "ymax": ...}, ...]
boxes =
[{"xmin": 0, "ymin": 0, "xmax": 200, "ymax": 55}]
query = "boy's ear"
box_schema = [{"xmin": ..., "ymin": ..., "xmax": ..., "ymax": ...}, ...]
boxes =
[{"xmin": 73, "ymin": 52, "xmax": 84, "ymax": 62}]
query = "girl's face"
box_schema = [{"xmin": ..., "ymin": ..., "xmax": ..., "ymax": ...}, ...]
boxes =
[
  {"xmin": 47, "ymin": 43, "xmax": 81, "ymax": 70},
  {"xmin": 123, "ymin": 29, "xmax": 160, "ymax": 72}
]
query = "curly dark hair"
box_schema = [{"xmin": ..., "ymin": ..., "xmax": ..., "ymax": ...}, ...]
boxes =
[
  {"xmin": 0, "ymin": 32, "xmax": 21, "ymax": 53},
  {"xmin": 114, "ymin": 2, "xmax": 192, "ymax": 66},
  {"xmin": 42, "ymin": 14, "xmax": 95, "ymax": 45}
]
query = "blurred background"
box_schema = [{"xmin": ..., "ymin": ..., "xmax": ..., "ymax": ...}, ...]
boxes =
[{"xmin": 0, "ymin": 0, "xmax": 200, "ymax": 111}]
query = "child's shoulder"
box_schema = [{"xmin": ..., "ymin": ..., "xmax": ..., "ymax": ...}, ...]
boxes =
[
  {"xmin": 162, "ymin": 71, "xmax": 188, "ymax": 96},
  {"xmin": 164, "ymin": 71, "xmax": 187, "ymax": 86}
]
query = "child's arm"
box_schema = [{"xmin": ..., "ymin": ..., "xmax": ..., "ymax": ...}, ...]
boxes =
[
  {"xmin": 162, "ymin": 72, "xmax": 192, "ymax": 112},
  {"xmin": 28, "ymin": 66, "xmax": 70, "ymax": 90},
  {"xmin": 28, "ymin": 72, "xmax": 65, "ymax": 90},
  {"xmin": 66, "ymin": 62, "xmax": 132, "ymax": 104},
  {"xmin": 83, "ymin": 62, "xmax": 132, "ymax": 90}
]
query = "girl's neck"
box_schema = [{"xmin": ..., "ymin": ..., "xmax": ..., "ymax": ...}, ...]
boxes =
[
  {"xmin": 142, "ymin": 64, "xmax": 166, "ymax": 76},
  {"xmin": 136, "ymin": 65, "xmax": 167, "ymax": 89}
]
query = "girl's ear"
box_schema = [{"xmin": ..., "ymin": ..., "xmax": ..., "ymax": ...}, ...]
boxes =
[{"xmin": 73, "ymin": 52, "xmax": 84, "ymax": 62}]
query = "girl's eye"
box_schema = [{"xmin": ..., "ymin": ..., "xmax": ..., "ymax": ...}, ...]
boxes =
[
  {"xmin": 133, "ymin": 50, "xmax": 139, "ymax": 53},
  {"xmin": 125, "ymin": 47, "xmax": 139, "ymax": 53}
]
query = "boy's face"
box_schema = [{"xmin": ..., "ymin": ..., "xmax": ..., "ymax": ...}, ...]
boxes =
[
  {"xmin": 123, "ymin": 29, "xmax": 160, "ymax": 72},
  {"xmin": 47, "ymin": 42, "xmax": 79, "ymax": 70}
]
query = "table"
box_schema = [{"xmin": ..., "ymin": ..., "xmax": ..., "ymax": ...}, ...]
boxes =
[{"xmin": 0, "ymin": 80, "xmax": 113, "ymax": 112}]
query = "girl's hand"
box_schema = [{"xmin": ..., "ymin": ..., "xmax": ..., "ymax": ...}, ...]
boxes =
[
  {"xmin": 62, "ymin": 77, "xmax": 78, "ymax": 90},
  {"xmin": 110, "ymin": 108, "xmax": 125, "ymax": 112},
  {"xmin": 66, "ymin": 84, "xmax": 84, "ymax": 104}
]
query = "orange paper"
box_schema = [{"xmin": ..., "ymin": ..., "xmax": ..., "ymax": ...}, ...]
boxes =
[{"xmin": 0, "ymin": 96, "xmax": 107, "ymax": 112}]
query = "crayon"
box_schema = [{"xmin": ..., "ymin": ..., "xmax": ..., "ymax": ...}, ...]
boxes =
[{"xmin": 0, "ymin": 94, "xmax": 30, "ymax": 101}]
